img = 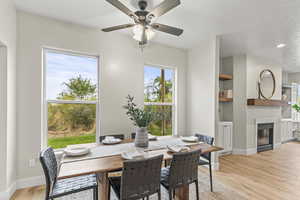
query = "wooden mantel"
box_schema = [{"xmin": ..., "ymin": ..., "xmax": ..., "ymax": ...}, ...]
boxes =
[{"xmin": 247, "ymin": 99, "xmax": 288, "ymax": 106}]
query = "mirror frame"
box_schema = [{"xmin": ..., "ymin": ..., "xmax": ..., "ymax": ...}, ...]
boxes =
[{"xmin": 258, "ymin": 69, "xmax": 276, "ymax": 100}]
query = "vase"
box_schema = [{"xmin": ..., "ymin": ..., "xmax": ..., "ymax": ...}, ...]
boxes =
[{"xmin": 135, "ymin": 127, "xmax": 149, "ymax": 148}]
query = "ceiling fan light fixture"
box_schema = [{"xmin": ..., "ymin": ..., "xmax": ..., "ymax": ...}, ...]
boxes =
[{"xmin": 132, "ymin": 24, "xmax": 156, "ymax": 42}]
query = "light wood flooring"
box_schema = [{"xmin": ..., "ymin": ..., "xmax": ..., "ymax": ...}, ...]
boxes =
[{"xmin": 11, "ymin": 141, "xmax": 300, "ymax": 200}]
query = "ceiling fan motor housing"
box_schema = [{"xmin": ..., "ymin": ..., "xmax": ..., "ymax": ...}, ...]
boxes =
[{"xmin": 138, "ymin": 0, "xmax": 148, "ymax": 10}]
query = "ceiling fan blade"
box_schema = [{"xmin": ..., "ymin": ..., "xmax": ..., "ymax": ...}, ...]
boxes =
[
  {"xmin": 106, "ymin": 0, "xmax": 137, "ymax": 19},
  {"xmin": 102, "ymin": 24, "xmax": 135, "ymax": 32},
  {"xmin": 151, "ymin": 23, "xmax": 183, "ymax": 36},
  {"xmin": 148, "ymin": 0, "xmax": 181, "ymax": 18}
]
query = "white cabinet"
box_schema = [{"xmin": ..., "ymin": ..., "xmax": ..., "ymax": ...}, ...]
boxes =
[
  {"xmin": 281, "ymin": 120, "xmax": 294, "ymax": 143},
  {"xmin": 217, "ymin": 122, "xmax": 233, "ymax": 154}
]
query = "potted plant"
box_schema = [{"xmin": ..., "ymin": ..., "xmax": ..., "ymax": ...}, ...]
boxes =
[
  {"xmin": 292, "ymin": 104, "xmax": 300, "ymax": 141},
  {"xmin": 123, "ymin": 95, "xmax": 158, "ymax": 148}
]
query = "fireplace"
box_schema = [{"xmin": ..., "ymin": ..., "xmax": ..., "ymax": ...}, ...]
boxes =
[{"xmin": 257, "ymin": 123, "xmax": 274, "ymax": 152}]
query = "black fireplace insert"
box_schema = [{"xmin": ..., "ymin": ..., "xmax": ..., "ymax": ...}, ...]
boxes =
[{"xmin": 257, "ymin": 123, "xmax": 274, "ymax": 152}]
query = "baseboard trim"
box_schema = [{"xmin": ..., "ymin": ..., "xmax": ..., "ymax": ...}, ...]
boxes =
[
  {"xmin": 212, "ymin": 161, "xmax": 219, "ymax": 170},
  {"xmin": 16, "ymin": 176, "xmax": 44, "ymax": 190},
  {"xmin": 233, "ymin": 148, "xmax": 257, "ymax": 155},
  {"xmin": 274, "ymin": 143, "xmax": 281, "ymax": 149},
  {"xmin": 0, "ymin": 182, "xmax": 16, "ymax": 200}
]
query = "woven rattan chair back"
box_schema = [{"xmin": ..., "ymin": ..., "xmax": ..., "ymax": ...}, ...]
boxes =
[
  {"xmin": 195, "ymin": 134, "xmax": 214, "ymax": 160},
  {"xmin": 168, "ymin": 149, "xmax": 201, "ymax": 189},
  {"xmin": 195, "ymin": 134, "xmax": 214, "ymax": 145},
  {"xmin": 120, "ymin": 155, "xmax": 163, "ymax": 200},
  {"xmin": 40, "ymin": 147, "xmax": 58, "ymax": 199}
]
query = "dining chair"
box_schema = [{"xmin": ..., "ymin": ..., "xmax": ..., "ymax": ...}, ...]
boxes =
[
  {"xmin": 40, "ymin": 147, "xmax": 98, "ymax": 200},
  {"xmin": 160, "ymin": 149, "xmax": 201, "ymax": 200},
  {"xmin": 108, "ymin": 155, "xmax": 163, "ymax": 200},
  {"xmin": 99, "ymin": 134, "xmax": 125, "ymax": 143},
  {"xmin": 195, "ymin": 133, "xmax": 214, "ymax": 192},
  {"xmin": 131, "ymin": 132, "xmax": 136, "ymax": 139}
]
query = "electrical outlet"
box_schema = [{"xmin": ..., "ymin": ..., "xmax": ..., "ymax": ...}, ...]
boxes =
[{"xmin": 29, "ymin": 159, "xmax": 36, "ymax": 168}]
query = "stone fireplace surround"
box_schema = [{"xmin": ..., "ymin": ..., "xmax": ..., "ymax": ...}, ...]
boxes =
[{"xmin": 233, "ymin": 106, "xmax": 282, "ymax": 155}]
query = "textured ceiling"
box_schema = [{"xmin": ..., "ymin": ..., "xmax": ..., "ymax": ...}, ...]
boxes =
[{"xmin": 14, "ymin": 0, "xmax": 300, "ymax": 71}]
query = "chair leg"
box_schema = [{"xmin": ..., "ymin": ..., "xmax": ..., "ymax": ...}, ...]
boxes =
[
  {"xmin": 209, "ymin": 163, "xmax": 213, "ymax": 192},
  {"xmin": 168, "ymin": 189, "xmax": 172, "ymax": 200},
  {"xmin": 94, "ymin": 187, "xmax": 98, "ymax": 200},
  {"xmin": 195, "ymin": 180, "xmax": 199, "ymax": 200},
  {"xmin": 173, "ymin": 189, "xmax": 175, "ymax": 197},
  {"xmin": 108, "ymin": 185, "xmax": 111, "ymax": 200},
  {"xmin": 158, "ymin": 191, "xmax": 161, "ymax": 200}
]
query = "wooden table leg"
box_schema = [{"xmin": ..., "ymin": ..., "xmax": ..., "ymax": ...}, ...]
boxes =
[
  {"xmin": 98, "ymin": 172, "xmax": 109, "ymax": 200},
  {"xmin": 175, "ymin": 184, "xmax": 189, "ymax": 200}
]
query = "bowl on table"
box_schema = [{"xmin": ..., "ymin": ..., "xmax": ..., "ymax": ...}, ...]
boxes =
[
  {"xmin": 180, "ymin": 136, "xmax": 199, "ymax": 143},
  {"xmin": 64, "ymin": 147, "xmax": 90, "ymax": 157},
  {"xmin": 102, "ymin": 136, "xmax": 122, "ymax": 145}
]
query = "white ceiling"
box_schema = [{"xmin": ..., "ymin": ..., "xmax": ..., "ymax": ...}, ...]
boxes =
[{"xmin": 14, "ymin": 0, "xmax": 300, "ymax": 71}]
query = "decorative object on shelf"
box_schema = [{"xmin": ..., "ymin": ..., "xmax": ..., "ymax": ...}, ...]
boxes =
[
  {"xmin": 123, "ymin": 95, "xmax": 162, "ymax": 148},
  {"xmin": 102, "ymin": 0, "xmax": 183, "ymax": 50},
  {"xmin": 258, "ymin": 69, "xmax": 276, "ymax": 99},
  {"xmin": 219, "ymin": 89, "xmax": 233, "ymax": 102}
]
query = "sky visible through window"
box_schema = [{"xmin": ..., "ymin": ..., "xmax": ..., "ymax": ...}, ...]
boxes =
[
  {"xmin": 46, "ymin": 51, "xmax": 98, "ymax": 100},
  {"xmin": 144, "ymin": 66, "xmax": 173, "ymax": 87}
]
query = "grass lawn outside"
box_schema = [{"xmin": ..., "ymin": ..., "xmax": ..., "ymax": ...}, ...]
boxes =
[{"xmin": 48, "ymin": 133, "xmax": 96, "ymax": 149}]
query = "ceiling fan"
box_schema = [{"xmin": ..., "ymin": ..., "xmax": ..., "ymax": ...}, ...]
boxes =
[{"xmin": 102, "ymin": 0, "xmax": 183, "ymax": 47}]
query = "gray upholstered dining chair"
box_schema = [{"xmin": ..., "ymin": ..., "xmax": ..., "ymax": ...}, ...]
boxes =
[
  {"xmin": 99, "ymin": 134, "xmax": 125, "ymax": 143},
  {"xmin": 40, "ymin": 147, "xmax": 98, "ymax": 200},
  {"xmin": 160, "ymin": 149, "xmax": 201, "ymax": 200},
  {"xmin": 108, "ymin": 155, "xmax": 163, "ymax": 200},
  {"xmin": 195, "ymin": 133, "xmax": 214, "ymax": 192}
]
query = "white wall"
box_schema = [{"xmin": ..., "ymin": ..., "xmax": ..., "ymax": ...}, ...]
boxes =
[
  {"xmin": 288, "ymin": 72, "xmax": 300, "ymax": 84},
  {"xmin": 232, "ymin": 55, "xmax": 247, "ymax": 150},
  {"xmin": 16, "ymin": 11, "xmax": 188, "ymax": 180},
  {"xmin": 0, "ymin": 0, "xmax": 17, "ymax": 198},
  {"xmin": 186, "ymin": 37, "xmax": 218, "ymax": 137},
  {"xmin": 246, "ymin": 54, "xmax": 282, "ymax": 100}
]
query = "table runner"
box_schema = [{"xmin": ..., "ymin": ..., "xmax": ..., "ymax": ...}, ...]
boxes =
[{"xmin": 62, "ymin": 136, "xmax": 198, "ymax": 163}]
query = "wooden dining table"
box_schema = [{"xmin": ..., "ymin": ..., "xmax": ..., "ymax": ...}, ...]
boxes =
[{"xmin": 58, "ymin": 136, "xmax": 223, "ymax": 200}]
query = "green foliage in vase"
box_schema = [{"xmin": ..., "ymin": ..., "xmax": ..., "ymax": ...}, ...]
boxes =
[
  {"xmin": 123, "ymin": 95, "xmax": 162, "ymax": 128},
  {"xmin": 292, "ymin": 104, "xmax": 300, "ymax": 113}
]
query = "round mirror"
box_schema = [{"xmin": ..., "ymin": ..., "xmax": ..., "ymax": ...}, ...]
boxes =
[{"xmin": 258, "ymin": 69, "xmax": 276, "ymax": 99}]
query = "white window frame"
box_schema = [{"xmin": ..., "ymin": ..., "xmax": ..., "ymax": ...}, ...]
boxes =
[
  {"xmin": 42, "ymin": 48, "xmax": 100, "ymax": 149},
  {"xmin": 143, "ymin": 64, "xmax": 177, "ymax": 136}
]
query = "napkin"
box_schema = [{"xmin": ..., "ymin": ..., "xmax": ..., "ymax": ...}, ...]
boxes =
[{"xmin": 167, "ymin": 145, "xmax": 190, "ymax": 153}]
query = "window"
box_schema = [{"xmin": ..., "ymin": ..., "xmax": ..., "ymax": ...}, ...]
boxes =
[
  {"xmin": 144, "ymin": 65, "xmax": 175, "ymax": 136},
  {"xmin": 43, "ymin": 49, "xmax": 99, "ymax": 149}
]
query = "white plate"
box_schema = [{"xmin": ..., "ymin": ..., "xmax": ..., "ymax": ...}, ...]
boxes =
[
  {"xmin": 102, "ymin": 138, "xmax": 122, "ymax": 145},
  {"xmin": 64, "ymin": 147, "xmax": 90, "ymax": 157},
  {"xmin": 167, "ymin": 145, "xmax": 190, "ymax": 153},
  {"xmin": 148, "ymin": 134, "xmax": 157, "ymax": 141},
  {"xmin": 180, "ymin": 136, "xmax": 199, "ymax": 143},
  {"xmin": 121, "ymin": 151, "xmax": 145, "ymax": 160}
]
